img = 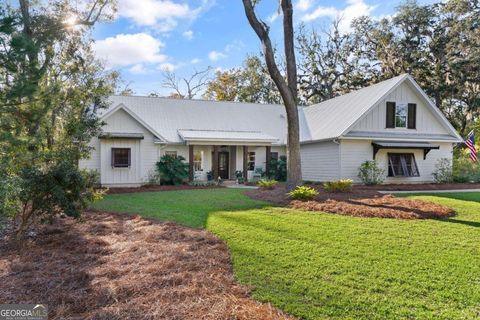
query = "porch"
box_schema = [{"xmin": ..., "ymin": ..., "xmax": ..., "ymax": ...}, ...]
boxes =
[
  {"xmin": 187, "ymin": 145, "xmax": 279, "ymax": 182},
  {"xmin": 165, "ymin": 129, "xmax": 285, "ymax": 182}
]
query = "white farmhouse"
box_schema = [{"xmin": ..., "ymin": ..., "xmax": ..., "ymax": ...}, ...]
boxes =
[{"xmin": 80, "ymin": 74, "xmax": 462, "ymax": 187}]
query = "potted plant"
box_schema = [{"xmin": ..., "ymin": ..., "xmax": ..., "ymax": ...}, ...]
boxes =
[{"xmin": 235, "ymin": 170, "xmax": 244, "ymax": 184}]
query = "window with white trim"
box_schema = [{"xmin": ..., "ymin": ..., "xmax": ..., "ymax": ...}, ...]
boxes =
[{"xmin": 388, "ymin": 153, "xmax": 419, "ymax": 177}]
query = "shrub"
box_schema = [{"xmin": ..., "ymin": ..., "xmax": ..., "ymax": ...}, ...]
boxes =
[
  {"xmin": 189, "ymin": 180, "xmax": 221, "ymax": 187},
  {"xmin": 257, "ymin": 179, "xmax": 278, "ymax": 189},
  {"xmin": 268, "ymin": 155, "xmax": 287, "ymax": 181},
  {"xmin": 156, "ymin": 155, "xmax": 189, "ymax": 185},
  {"xmin": 358, "ymin": 161, "xmax": 385, "ymax": 185},
  {"xmin": 14, "ymin": 162, "xmax": 103, "ymax": 236},
  {"xmin": 452, "ymin": 154, "xmax": 480, "ymax": 183},
  {"xmin": 323, "ymin": 179, "xmax": 353, "ymax": 192},
  {"xmin": 287, "ymin": 186, "xmax": 319, "ymax": 201},
  {"xmin": 432, "ymin": 158, "xmax": 454, "ymax": 183},
  {"xmin": 0, "ymin": 168, "xmax": 21, "ymax": 219}
]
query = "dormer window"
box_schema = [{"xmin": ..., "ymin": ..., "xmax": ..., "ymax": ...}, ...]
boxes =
[{"xmin": 386, "ymin": 102, "xmax": 417, "ymax": 129}]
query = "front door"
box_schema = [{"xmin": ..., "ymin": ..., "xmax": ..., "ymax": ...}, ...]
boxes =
[{"xmin": 218, "ymin": 152, "xmax": 229, "ymax": 179}]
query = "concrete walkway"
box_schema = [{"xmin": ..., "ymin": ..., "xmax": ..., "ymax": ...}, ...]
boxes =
[
  {"xmin": 379, "ymin": 188, "xmax": 480, "ymax": 194},
  {"xmin": 226, "ymin": 184, "xmax": 258, "ymax": 189}
]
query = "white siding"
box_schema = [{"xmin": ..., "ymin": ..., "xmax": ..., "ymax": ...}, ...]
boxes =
[
  {"xmin": 79, "ymin": 137, "xmax": 101, "ymax": 173},
  {"xmin": 351, "ymin": 82, "xmax": 449, "ymax": 135},
  {"xmin": 339, "ymin": 139, "xmax": 454, "ymax": 183},
  {"xmin": 300, "ymin": 141, "xmax": 340, "ymax": 182},
  {"xmin": 80, "ymin": 109, "xmax": 161, "ymax": 187}
]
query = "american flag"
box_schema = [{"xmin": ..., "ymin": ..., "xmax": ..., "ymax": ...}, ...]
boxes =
[{"xmin": 464, "ymin": 130, "xmax": 477, "ymax": 161}]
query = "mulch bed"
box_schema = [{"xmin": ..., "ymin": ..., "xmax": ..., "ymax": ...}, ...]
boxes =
[
  {"xmin": 0, "ymin": 212, "xmax": 292, "ymax": 320},
  {"xmin": 246, "ymin": 185, "xmax": 456, "ymax": 220},
  {"xmin": 107, "ymin": 184, "xmax": 224, "ymax": 194}
]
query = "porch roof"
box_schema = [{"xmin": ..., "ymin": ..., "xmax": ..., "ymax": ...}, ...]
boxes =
[
  {"xmin": 177, "ymin": 129, "xmax": 279, "ymax": 145},
  {"xmin": 371, "ymin": 141, "xmax": 440, "ymax": 160}
]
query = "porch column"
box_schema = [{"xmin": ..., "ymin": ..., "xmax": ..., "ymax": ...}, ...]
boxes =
[
  {"xmin": 188, "ymin": 144, "xmax": 194, "ymax": 182},
  {"xmin": 265, "ymin": 146, "xmax": 271, "ymax": 178},
  {"xmin": 243, "ymin": 146, "xmax": 248, "ymax": 182},
  {"xmin": 213, "ymin": 145, "xmax": 219, "ymax": 180}
]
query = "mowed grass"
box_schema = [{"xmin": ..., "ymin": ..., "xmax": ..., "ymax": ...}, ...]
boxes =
[
  {"xmin": 91, "ymin": 188, "xmax": 270, "ymax": 228},
  {"xmin": 93, "ymin": 189, "xmax": 480, "ymax": 319}
]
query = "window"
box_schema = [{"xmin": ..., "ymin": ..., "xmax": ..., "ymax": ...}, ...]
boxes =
[
  {"xmin": 270, "ymin": 152, "xmax": 279, "ymax": 161},
  {"xmin": 194, "ymin": 151, "xmax": 203, "ymax": 171},
  {"xmin": 388, "ymin": 153, "xmax": 419, "ymax": 177},
  {"xmin": 248, "ymin": 152, "xmax": 255, "ymax": 171},
  {"xmin": 386, "ymin": 102, "xmax": 417, "ymax": 129},
  {"xmin": 395, "ymin": 103, "xmax": 408, "ymax": 128},
  {"xmin": 165, "ymin": 151, "xmax": 177, "ymax": 158},
  {"xmin": 111, "ymin": 148, "xmax": 131, "ymax": 168}
]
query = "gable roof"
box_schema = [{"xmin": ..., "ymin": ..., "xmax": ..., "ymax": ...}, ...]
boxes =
[
  {"xmin": 103, "ymin": 96, "xmax": 287, "ymax": 145},
  {"xmin": 102, "ymin": 74, "xmax": 461, "ymax": 145},
  {"xmin": 299, "ymin": 74, "xmax": 462, "ymax": 143}
]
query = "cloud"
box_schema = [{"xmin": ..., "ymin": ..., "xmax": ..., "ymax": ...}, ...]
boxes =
[
  {"xmin": 301, "ymin": 0, "xmax": 376, "ymax": 33},
  {"xmin": 208, "ymin": 51, "xmax": 226, "ymax": 61},
  {"xmin": 224, "ymin": 40, "xmax": 244, "ymax": 53},
  {"xmin": 191, "ymin": 58, "xmax": 201, "ymax": 64},
  {"xmin": 93, "ymin": 33, "xmax": 167, "ymax": 68},
  {"xmin": 296, "ymin": 0, "xmax": 314, "ymax": 11},
  {"xmin": 158, "ymin": 62, "xmax": 178, "ymax": 72},
  {"xmin": 267, "ymin": 11, "xmax": 280, "ymax": 23},
  {"xmin": 183, "ymin": 30, "xmax": 193, "ymax": 40},
  {"xmin": 207, "ymin": 40, "xmax": 243, "ymax": 62},
  {"xmin": 129, "ymin": 63, "xmax": 147, "ymax": 74},
  {"xmin": 117, "ymin": 0, "xmax": 214, "ymax": 32}
]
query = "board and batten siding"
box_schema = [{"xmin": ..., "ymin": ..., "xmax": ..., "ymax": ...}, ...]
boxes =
[
  {"xmin": 79, "ymin": 108, "xmax": 160, "ymax": 187},
  {"xmin": 350, "ymin": 81, "xmax": 449, "ymax": 135},
  {"xmin": 300, "ymin": 141, "xmax": 340, "ymax": 181},
  {"xmin": 339, "ymin": 139, "xmax": 454, "ymax": 183}
]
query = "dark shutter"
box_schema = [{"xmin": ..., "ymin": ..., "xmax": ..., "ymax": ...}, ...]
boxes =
[
  {"xmin": 408, "ymin": 103, "xmax": 417, "ymax": 129},
  {"xmin": 111, "ymin": 148, "xmax": 115, "ymax": 167},
  {"xmin": 128, "ymin": 149, "xmax": 131, "ymax": 167},
  {"xmin": 386, "ymin": 102, "xmax": 396, "ymax": 128}
]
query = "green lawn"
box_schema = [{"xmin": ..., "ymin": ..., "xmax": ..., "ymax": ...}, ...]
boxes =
[
  {"xmin": 91, "ymin": 188, "xmax": 270, "ymax": 228},
  {"xmin": 92, "ymin": 190, "xmax": 480, "ymax": 319}
]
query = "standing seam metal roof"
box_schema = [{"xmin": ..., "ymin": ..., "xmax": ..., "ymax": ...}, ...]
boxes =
[{"xmin": 104, "ymin": 74, "xmax": 461, "ymax": 144}]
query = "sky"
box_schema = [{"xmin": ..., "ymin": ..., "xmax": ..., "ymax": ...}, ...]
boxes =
[{"xmin": 90, "ymin": 0, "xmax": 435, "ymax": 96}]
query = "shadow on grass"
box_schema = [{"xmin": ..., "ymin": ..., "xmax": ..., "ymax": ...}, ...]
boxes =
[
  {"xmin": 437, "ymin": 218, "xmax": 480, "ymax": 228},
  {"xmin": 397, "ymin": 192, "xmax": 480, "ymax": 203}
]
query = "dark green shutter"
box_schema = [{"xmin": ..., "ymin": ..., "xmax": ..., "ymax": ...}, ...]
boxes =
[
  {"xmin": 386, "ymin": 102, "xmax": 396, "ymax": 128},
  {"xmin": 408, "ymin": 103, "xmax": 416, "ymax": 129}
]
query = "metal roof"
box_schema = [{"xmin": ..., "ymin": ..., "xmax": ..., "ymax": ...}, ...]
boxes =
[
  {"xmin": 99, "ymin": 132, "xmax": 144, "ymax": 139},
  {"xmin": 178, "ymin": 129, "xmax": 279, "ymax": 144},
  {"xmin": 372, "ymin": 141, "xmax": 440, "ymax": 148},
  {"xmin": 344, "ymin": 131, "xmax": 459, "ymax": 142},
  {"xmin": 300, "ymin": 74, "xmax": 409, "ymax": 142},
  {"xmin": 101, "ymin": 74, "xmax": 461, "ymax": 145},
  {"xmin": 104, "ymin": 96, "xmax": 287, "ymax": 145}
]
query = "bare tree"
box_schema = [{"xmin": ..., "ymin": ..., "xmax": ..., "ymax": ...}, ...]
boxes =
[
  {"xmin": 241, "ymin": 0, "xmax": 302, "ymax": 189},
  {"xmin": 161, "ymin": 67, "xmax": 213, "ymax": 99}
]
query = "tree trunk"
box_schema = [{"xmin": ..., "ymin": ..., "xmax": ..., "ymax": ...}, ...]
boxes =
[{"xmin": 242, "ymin": 0, "xmax": 302, "ymax": 190}]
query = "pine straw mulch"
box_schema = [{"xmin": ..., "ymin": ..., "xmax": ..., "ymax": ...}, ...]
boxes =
[
  {"xmin": 246, "ymin": 186, "xmax": 455, "ymax": 220},
  {"xmin": 0, "ymin": 211, "xmax": 293, "ymax": 320}
]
